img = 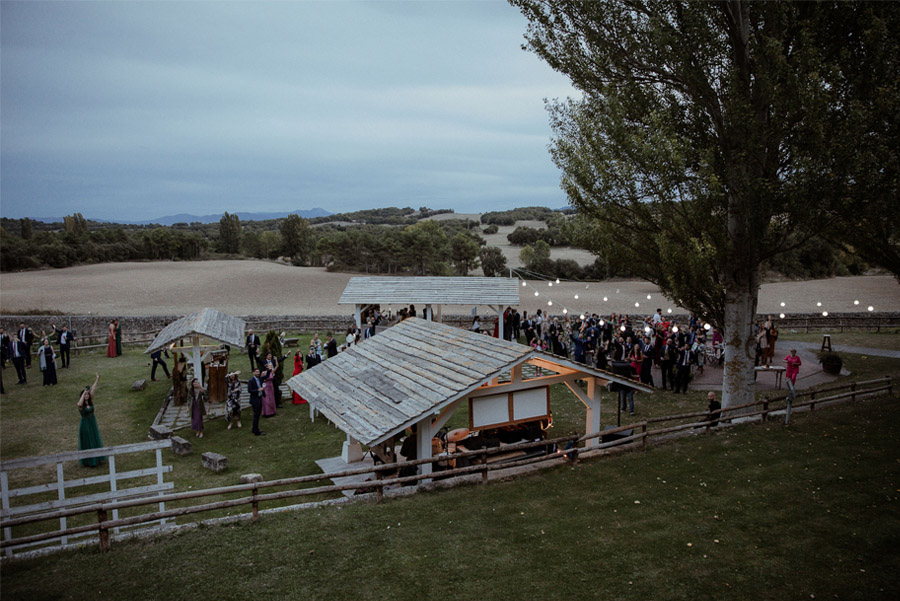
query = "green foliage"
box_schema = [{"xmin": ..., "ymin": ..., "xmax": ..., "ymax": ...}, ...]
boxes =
[
  {"xmin": 19, "ymin": 218, "xmax": 33, "ymax": 240},
  {"xmin": 479, "ymin": 246, "xmax": 507, "ymax": 277},
  {"xmin": 279, "ymin": 214, "xmax": 312, "ymax": 262},
  {"xmin": 263, "ymin": 331, "xmax": 285, "ymax": 384},
  {"xmin": 481, "ymin": 206, "xmax": 556, "ymax": 225},
  {"xmin": 217, "ymin": 212, "xmax": 242, "ymax": 254},
  {"xmin": 450, "ymin": 232, "xmax": 481, "ymax": 275},
  {"xmin": 520, "ymin": 239, "xmax": 552, "ymax": 273},
  {"xmin": 482, "ymin": 224, "xmax": 499, "ymax": 235}
]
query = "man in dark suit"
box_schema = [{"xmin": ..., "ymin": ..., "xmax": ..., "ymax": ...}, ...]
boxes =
[
  {"xmin": 325, "ymin": 333, "xmax": 338, "ymax": 359},
  {"xmin": 54, "ymin": 325, "xmax": 74, "ymax": 368},
  {"xmin": 674, "ymin": 343, "xmax": 692, "ymax": 394},
  {"xmin": 150, "ymin": 348, "xmax": 171, "ymax": 381},
  {"xmin": 247, "ymin": 368, "xmax": 265, "ymax": 436},
  {"xmin": 10, "ymin": 334, "xmax": 27, "ymax": 384},
  {"xmin": 18, "ymin": 323, "xmax": 35, "ymax": 368},
  {"xmin": 246, "ymin": 330, "xmax": 260, "ymax": 370}
]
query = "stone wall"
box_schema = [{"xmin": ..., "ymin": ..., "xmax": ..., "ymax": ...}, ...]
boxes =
[{"xmin": 2, "ymin": 311, "xmax": 897, "ymax": 349}]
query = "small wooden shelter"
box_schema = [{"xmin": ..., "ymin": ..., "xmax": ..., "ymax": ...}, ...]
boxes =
[
  {"xmin": 339, "ymin": 276, "xmax": 520, "ymax": 338},
  {"xmin": 145, "ymin": 308, "xmax": 246, "ymax": 388},
  {"xmin": 286, "ymin": 318, "xmax": 651, "ymax": 479}
]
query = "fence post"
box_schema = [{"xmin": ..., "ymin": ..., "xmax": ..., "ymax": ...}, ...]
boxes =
[
  {"xmin": 98, "ymin": 508, "xmax": 110, "ymax": 552},
  {"xmin": 641, "ymin": 423, "xmax": 647, "ymax": 448},
  {"xmin": 481, "ymin": 449, "xmax": 489, "ymax": 483},
  {"xmin": 851, "ymin": 382, "xmax": 857, "ymax": 402},
  {"xmin": 375, "ymin": 469, "xmax": 384, "ymax": 503},
  {"xmin": 761, "ymin": 397, "xmax": 769, "ymax": 423},
  {"xmin": 810, "ymin": 390, "xmax": 816, "ymax": 413},
  {"xmin": 251, "ymin": 486, "xmax": 259, "ymax": 522}
]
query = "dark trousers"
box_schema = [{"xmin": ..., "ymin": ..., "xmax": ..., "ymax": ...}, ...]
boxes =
[
  {"xmin": 660, "ymin": 361, "xmax": 673, "ymax": 389},
  {"xmin": 24, "ymin": 345, "xmax": 32, "ymax": 367},
  {"xmin": 674, "ymin": 364, "xmax": 690, "ymax": 393},
  {"xmin": 12, "ymin": 357, "xmax": 27, "ymax": 383},
  {"xmin": 151, "ymin": 357, "xmax": 170, "ymax": 379},
  {"xmin": 249, "ymin": 351, "xmax": 259, "ymax": 370},
  {"xmin": 59, "ymin": 344, "xmax": 70, "ymax": 368},
  {"xmin": 250, "ymin": 398, "xmax": 262, "ymax": 434}
]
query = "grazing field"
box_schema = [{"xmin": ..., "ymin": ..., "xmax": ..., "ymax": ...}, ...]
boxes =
[{"xmin": 1, "ymin": 260, "xmax": 897, "ymax": 317}]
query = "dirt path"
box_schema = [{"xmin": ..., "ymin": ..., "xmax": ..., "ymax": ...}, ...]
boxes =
[{"xmin": 1, "ymin": 261, "xmax": 897, "ymax": 317}]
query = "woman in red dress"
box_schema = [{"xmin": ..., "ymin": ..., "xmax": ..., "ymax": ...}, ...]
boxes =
[
  {"xmin": 106, "ymin": 321, "xmax": 117, "ymax": 358},
  {"xmin": 292, "ymin": 349, "xmax": 307, "ymax": 404}
]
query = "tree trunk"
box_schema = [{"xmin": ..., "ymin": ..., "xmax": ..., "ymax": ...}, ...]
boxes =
[{"xmin": 722, "ymin": 284, "xmax": 758, "ymax": 410}]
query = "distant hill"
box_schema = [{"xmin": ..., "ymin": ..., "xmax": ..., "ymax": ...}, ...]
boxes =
[{"xmin": 27, "ymin": 208, "xmax": 332, "ymax": 226}]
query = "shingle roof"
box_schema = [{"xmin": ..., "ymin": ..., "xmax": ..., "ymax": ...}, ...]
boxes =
[{"xmin": 144, "ymin": 308, "xmax": 246, "ymax": 354}]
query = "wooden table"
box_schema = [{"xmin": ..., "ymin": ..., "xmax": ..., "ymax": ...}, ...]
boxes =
[{"xmin": 754, "ymin": 365, "xmax": 785, "ymax": 389}]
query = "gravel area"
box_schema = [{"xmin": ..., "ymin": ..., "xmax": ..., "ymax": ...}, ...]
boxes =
[{"xmin": 1, "ymin": 261, "xmax": 896, "ymax": 318}]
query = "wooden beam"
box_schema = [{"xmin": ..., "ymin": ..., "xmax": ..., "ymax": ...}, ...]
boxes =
[{"xmin": 468, "ymin": 371, "xmax": 583, "ymax": 398}]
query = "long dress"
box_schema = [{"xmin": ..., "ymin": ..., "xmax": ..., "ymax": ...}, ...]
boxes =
[
  {"xmin": 292, "ymin": 356, "xmax": 306, "ymax": 404},
  {"xmin": 226, "ymin": 379, "xmax": 242, "ymax": 422},
  {"xmin": 190, "ymin": 388, "xmax": 207, "ymax": 432},
  {"xmin": 106, "ymin": 325, "xmax": 117, "ymax": 358},
  {"xmin": 78, "ymin": 404, "xmax": 106, "ymax": 467},
  {"xmin": 40, "ymin": 345, "xmax": 58, "ymax": 386},
  {"xmin": 261, "ymin": 370, "xmax": 276, "ymax": 416}
]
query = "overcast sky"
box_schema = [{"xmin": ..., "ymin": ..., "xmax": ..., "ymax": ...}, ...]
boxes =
[{"xmin": 0, "ymin": 0, "xmax": 578, "ymax": 222}]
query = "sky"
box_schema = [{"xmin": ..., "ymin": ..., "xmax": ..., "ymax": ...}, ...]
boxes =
[{"xmin": 0, "ymin": 0, "xmax": 579, "ymax": 222}]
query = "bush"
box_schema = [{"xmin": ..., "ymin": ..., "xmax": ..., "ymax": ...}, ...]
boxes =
[
  {"xmin": 482, "ymin": 224, "xmax": 499, "ymax": 235},
  {"xmin": 818, "ymin": 352, "xmax": 844, "ymax": 375}
]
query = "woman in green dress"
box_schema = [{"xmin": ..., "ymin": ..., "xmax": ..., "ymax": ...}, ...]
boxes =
[
  {"xmin": 114, "ymin": 319, "xmax": 122, "ymax": 356},
  {"xmin": 77, "ymin": 373, "xmax": 106, "ymax": 467}
]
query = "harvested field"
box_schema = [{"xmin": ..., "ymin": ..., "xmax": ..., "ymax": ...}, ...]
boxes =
[{"xmin": 1, "ymin": 260, "xmax": 897, "ymax": 318}]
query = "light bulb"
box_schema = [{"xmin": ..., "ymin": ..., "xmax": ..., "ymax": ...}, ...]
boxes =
[
  {"xmin": 635, "ymin": 302, "xmax": 640, "ymax": 308},
  {"xmin": 522, "ymin": 281, "xmax": 527, "ymax": 287},
  {"xmin": 620, "ymin": 325, "xmax": 626, "ymax": 331},
  {"xmin": 779, "ymin": 313, "xmax": 785, "ymax": 319},
  {"xmin": 534, "ymin": 291, "xmax": 539, "ymax": 297},
  {"xmin": 822, "ymin": 311, "xmax": 828, "ymax": 317},
  {"xmin": 644, "ymin": 327, "xmax": 651, "ymax": 334},
  {"xmin": 672, "ymin": 326, "xmax": 679, "ymax": 333},
  {"xmin": 780, "ymin": 302, "xmax": 785, "ymax": 307},
  {"xmin": 667, "ymin": 308, "xmax": 672, "ymax": 314},
  {"xmin": 603, "ymin": 297, "xmax": 608, "ymax": 302},
  {"xmin": 548, "ymin": 301, "xmax": 553, "ymax": 306},
  {"xmin": 555, "ymin": 278, "xmax": 560, "ymax": 284},
  {"xmin": 574, "ymin": 295, "xmax": 579, "ymax": 300},
  {"xmin": 562, "ymin": 308, "xmax": 568, "ymax": 314},
  {"xmin": 704, "ymin": 323, "xmax": 711, "ymax": 331},
  {"xmin": 853, "ymin": 299, "xmax": 859, "ymax": 305},
  {"xmin": 580, "ymin": 314, "xmax": 585, "ymax": 320},
  {"xmin": 816, "ymin": 302, "xmax": 822, "ymax": 307},
  {"xmin": 599, "ymin": 319, "xmax": 605, "ymax": 326},
  {"xmin": 548, "ymin": 282, "xmax": 553, "ymax": 287},
  {"xmin": 647, "ymin": 294, "xmax": 652, "ymax": 300},
  {"xmin": 868, "ymin": 306, "xmax": 874, "ymax": 311}
]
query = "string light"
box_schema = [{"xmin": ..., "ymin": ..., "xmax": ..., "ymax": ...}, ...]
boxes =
[
  {"xmin": 822, "ymin": 311, "xmax": 828, "ymax": 317},
  {"xmin": 620, "ymin": 325, "xmax": 626, "ymax": 331},
  {"xmin": 603, "ymin": 296, "xmax": 608, "ymax": 302},
  {"xmin": 704, "ymin": 323, "xmax": 712, "ymax": 331},
  {"xmin": 868, "ymin": 306, "xmax": 874, "ymax": 312},
  {"xmin": 522, "ymin": 281, "xmax": 527, "ymax": 287},
  {"xmin": 667, "ymin": 308, "xmax": 673, "ymax": 314},
  {"xmin": 562, "ymin": 308, "xmax": 567, "ymax": 314},
  {"xmin": 672, "ymin": 326, "xmax": 679, "ymax": 333},
  {"xmin": 555, "ymin": 278, "xmax": 560, "ymax": 284},
  {"xmin": 779, "ymin": 313, "xmax": 785, "ymax": 319},
  {"xmin": 534, "ymin": 291, "xmax": 539, "ymax": 297},
  {"xmin": 853, "ymin": 299, "xmax": 859, "ymax": 305},
  {"xmin": 634, "ymin": 302, "xmax": 640, "ymax": 308},
  {"xmin": 816, "ymin": 302, "xmax": 822, "ymax": 307},
  {"xmin": 574, "ymin": 294, "xmax": 579, "ymax": 300},
  {"xmin": 644, "ymin": 326, "xmax": 652, "ymax": 334},
  {"xmin": 548, "ymin": 282, "xmax": 553, "ymax": 287},
  {"xmin": 547, "ymin": 301, "xmax": 553, "ymax": 306},
  {"xmin": 780, "ymin": 302, "xmax": 785, "ymax": 307},
  {"xmin": 580, "ymin": 314, "xmax": 585, "ymax": 320},
  {"xmin": 599, "ymin": 319, "xmax": 605, "ymax": 326},
  {"xmin": 647, "ymin": 294, "xmax": 652, "ymax": 300}
]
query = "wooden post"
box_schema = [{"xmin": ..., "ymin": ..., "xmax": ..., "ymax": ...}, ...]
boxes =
[
  {"xmin": 641, "ymin": 423, "xmax": 647, "ymax": 448},
  {"xmin": 481, "ymin": 449, "xmax": 488, "ymax": 483},
  {"xmin": 851, "ymin": 382, "xmax": 857, "ymax": 402},
  {"xmin": 761, "ymin": 397, "xmax": 769, "ymax": 423},
  {"xmin": 98, "ymin": 508, "xmax": 109, "ymax": 552},
  {"xmin": 810, "ymin": 391, "xmax": 816, "ymax": 413},
  {"xmin": 375, "ymin": 470, "xmax": 384, "ymax": 503},
  {"xmin": 251, "ymin": 486, "xmax": 259, "ymax": 522},
  {"xmin": 56, "ymin": 463, "xmax": 68, "ymax": 545}
]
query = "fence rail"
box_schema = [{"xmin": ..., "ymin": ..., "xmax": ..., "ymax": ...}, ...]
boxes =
[{"xmin": 0, "ymin": 376, "xmax": 892, "ymax": 554}]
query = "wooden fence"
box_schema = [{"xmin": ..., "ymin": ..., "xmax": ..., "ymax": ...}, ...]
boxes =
[
  {"xmin": 0, "ymin": 376, "xmax": 892, "ymax": 554},
  {"xmin": 0, "ymin": 440, "xmax": 174, "ymax": 556}
]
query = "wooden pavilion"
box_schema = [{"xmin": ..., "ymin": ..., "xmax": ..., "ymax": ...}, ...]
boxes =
[
  {"xmin": 286, "ymin": 318, "xmax": 651, "ymax": 479},
  {"xmin": 145, "ymin": 308, "xmax": 246, "ymax": 388},
  {"xmin": 338, "ymin": 276, "xmax": 520, "ymax": 339}
]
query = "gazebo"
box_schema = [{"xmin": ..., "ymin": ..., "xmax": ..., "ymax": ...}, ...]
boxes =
[
  {"xmin": 338, "ymin": 276, "xmax": 520, "ymax": 338},
  {"xmin": 145, "ymin": 308, "xmax": 246, "ymax": 387},
  {"xmin": 286, "ymin": 318, "xmax": 651, "ymax": 479}
]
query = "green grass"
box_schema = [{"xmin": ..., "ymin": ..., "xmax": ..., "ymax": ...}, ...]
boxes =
[
  {"xmin": 2, "ymin": 336, "xmax": 899, "ymax": 600},
  {"xmin": 2, "ymin": 392, "xmax": 898, "ymax": 600},
  {"xmin": 779, "ymin": 329, "xmax": 900, "ymax": 351}
]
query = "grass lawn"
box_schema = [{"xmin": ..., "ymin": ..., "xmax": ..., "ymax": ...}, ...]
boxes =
[
  {"xmin": 779, "ymin": 328, "xmax": 900, "ymax": 351},
  {"xmin": 1, "ymin": 333, "xmax": 899, "ymax": 600}
]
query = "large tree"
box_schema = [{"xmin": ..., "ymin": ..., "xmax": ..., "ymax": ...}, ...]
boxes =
[
  {"xmin": 217, "ymin": 212, "xmax": 242, "ymax": 254},
  {"xmin": 279, "ymin": 214, "xmax": 312, "ymax": 262},
  {"xmin": 512, "ymin": 0, "xmax": 898, "ymax": 408}
]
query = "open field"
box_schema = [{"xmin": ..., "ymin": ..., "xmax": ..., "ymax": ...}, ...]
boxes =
[{"xmin": 1, "ymin": 261, "xmax": 897, "ymax": 317}]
